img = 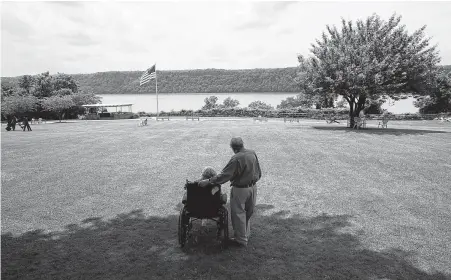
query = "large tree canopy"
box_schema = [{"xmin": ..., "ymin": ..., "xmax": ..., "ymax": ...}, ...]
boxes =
[
  {"xmin": 297, "ymin": 13, "xmax": 440, "ymax": 126},
  {"xmin": 1, "ymin": 95, "xmax": 38, "ymax": 116},
  {"xmin": 1, "ymin": 72, "xmax": 100, "ymax": 120},
  {"xmin": 41, "ymin": 95, "xmax": 75, "ymax": 122}
]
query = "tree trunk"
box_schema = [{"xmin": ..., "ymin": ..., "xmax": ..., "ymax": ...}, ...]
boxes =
[{"xmin": 348, "ymin": 100, "xmax": 355, "ymax": 128}]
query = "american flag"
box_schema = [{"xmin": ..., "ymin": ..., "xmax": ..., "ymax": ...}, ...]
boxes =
[{"xmin": 140, "ymin": 64, "xmax": 156, "ymax": 86}]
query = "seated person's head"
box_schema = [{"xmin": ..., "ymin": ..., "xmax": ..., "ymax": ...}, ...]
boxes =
[{"xmin": 201, "ymin": 166, "xmax": 217, "ymax": 180}]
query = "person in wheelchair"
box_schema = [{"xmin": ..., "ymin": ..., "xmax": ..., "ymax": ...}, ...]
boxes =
[
  {"xmin": 182, "ymin": 167, "xmax": 227, "ymax": 225},
  {"xmin": 178, "ymin": 167, "xmax": 230, "ymax": 248}
]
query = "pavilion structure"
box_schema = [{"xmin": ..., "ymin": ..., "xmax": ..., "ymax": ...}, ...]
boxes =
[{"xmin": 82, "ymin": 103, "xmax": 134, "ymax": 120}]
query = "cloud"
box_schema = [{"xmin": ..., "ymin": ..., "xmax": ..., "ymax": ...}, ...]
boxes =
[
  {"xmin": 59, "ymin": 32, "xmax": 99, "ymax": 47},
  {"xmin": 151, "ymin": 34, "xmax": 166, "ymax": 42},
  {"xmin": 277, "ymin": 27, "xmax": 295, "ymax": 36},
  {"xmin": 234, "ymin": 2, "xmax": 297, "ymax": 31},
  {"xmin": 1, "ymin": 1, "xmax": 451, "ymax": 76},
  {"xmin": 0, "ymin": 12, "xmax": 34, "ymax": 39},
  {"xmin": 236, "ymin": 20, "xmax": 273, "ymax": 30},
  {"xmin": 46, "ymin": 1, "xmax": 84, "ymax": 8},
  {"xmin": 207, "ymin": 46, "xmax": 230, "ymax": 62},
  {"xmin": 272, "ymin": 1, "xmax": 299, "ymax": 11}
]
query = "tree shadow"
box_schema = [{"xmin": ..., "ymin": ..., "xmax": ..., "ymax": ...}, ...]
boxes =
[
  {"xmin": 311, "ymin": 126, "xmax": 449, "ymax": 136},
  {"xmin": 2, "ymin": 206, "xmax": 450, "ymax": 280}
]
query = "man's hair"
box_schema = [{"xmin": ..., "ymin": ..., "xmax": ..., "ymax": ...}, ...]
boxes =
[
  {"xmin": 230, "ymin": 137, "xmax": 244, "ymax": 150},
  {"xmin": 201, "ymin": 166, "xmax": 217, "ymax": 180}
]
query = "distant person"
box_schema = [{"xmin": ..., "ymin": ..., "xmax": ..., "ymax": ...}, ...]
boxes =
[
  {"xmin": 11, "ymin": 116, "xmax": 17, "ymax": 131},
  {"xmin": 199, "ymin": 137, "xmax": 262, "ymax": 247},
  {"xmin": 359, "ymin": 108, "xmax": 366, "ymax": 120},
  {"xmin": 22, "ymin": 117, "xmax": 32, "ymax": 131},
  {"xmin": 6, "ymin": 118, "xmax": 12, "ymax": 131}
]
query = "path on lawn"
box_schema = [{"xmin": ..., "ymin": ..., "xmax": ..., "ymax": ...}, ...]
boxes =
[{"xmin": 2, "ymin": 119, "xmax": 451, "ymax": 279}]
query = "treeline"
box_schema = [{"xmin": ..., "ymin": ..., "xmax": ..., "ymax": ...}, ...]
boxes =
[
  {"xmin": 3, "ymin": 66, "xmax": 450, "ymax": 96},
  {"xmin": 2, "ymin": 68, "xmax": 301, "ymax": 94},
  {"xmin": 1, "ymin": 72, "xmax": 100, "ymax": 121}
]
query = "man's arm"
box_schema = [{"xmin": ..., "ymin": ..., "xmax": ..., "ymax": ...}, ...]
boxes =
[
  {"xmin": 199, "ymin": 157, "xmax": 238, "ymax": 187},
  {"xmin": 210, "ymin": 158, "xmax": 238, "ymax": 185},
  {"xmin": 255, "ymin": 153, "xmax": 262, "ymax": 181}
]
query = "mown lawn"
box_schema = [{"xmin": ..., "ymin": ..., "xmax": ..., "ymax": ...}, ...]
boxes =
[{"xmin": 2, "ymin": 118, "xmax": 451, "ymax": 279}]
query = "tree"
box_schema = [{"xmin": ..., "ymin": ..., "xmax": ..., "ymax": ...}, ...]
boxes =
[
  {"xmin": 336, "ymin": 99, "xmax": 347, "ymax": 108},
  {"xmin": 277, "ymin": 93, "xmax": 316, "ymax": 109},
  {"xmin": 52, "ymin": 73, "xmax": 78, "ymax": 93},
  {"xmin": 41, "ymin": 95, "xmax": 75, "ymax": 122},
  {"xmin": 70, "ymin": 91, "xmax": 102, "ymax": 115},
  {"xmin": 33, "ymin": 71, "xmax": 53, "ymax": 98},
  {"xmin": 71, "ymin": 91, "xmax": 102, "ymax": 106},
  {"xmin": 1, "ymin": 94, "xmax": 38, "ymax": 117},
  {"xmin": 316, "ymin": 96, "xmax": 335, "ymax": 109},
  {"xmin": 1, "ymin": 84, "xmax": 15, "ymax": 102},
  {"xmin": 52, "ymin": 89, "xmax": 74, "ymax": 96},
  {"xmin": 297, "ymin": 13, "xmax": 440, "ymax": 127},
  {"xmin": 414, "ymin": 72, "xmax": 451, "ymax": 113},
  {"xmin": 202, "ymin": 96, "xmax": 218, "ymax": 110},
  {"xmin": 18, "ymin": 75, "xmax": 34, "ymax": 95},
  {"xmin": 248, "ymin": 100, "xmax": 274, "ymax": 110},
  {"xmin": 222, "ymin": 97, "xmax": 240, "ymax": 108},
  {"xmin": 364, "ymin": 99, "xmax": 384, "ymax": 114}
]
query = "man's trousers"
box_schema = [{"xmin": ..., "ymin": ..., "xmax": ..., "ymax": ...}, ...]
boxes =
[{"xmin": 230, "ymin": 184, "xmax": 257, "ymax": 245}]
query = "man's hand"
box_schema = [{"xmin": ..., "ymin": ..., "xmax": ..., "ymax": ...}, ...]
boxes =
[
  {"xmin": 211, "ymin": 186, "xmax": 220, "ymax": 195},
  {"xmin": 198, "ymin": 179, "xmax": 210, "ymax": 188}
]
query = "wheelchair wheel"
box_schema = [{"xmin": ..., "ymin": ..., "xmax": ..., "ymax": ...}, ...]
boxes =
[
  {"xmin": 178, "ymin": 206, "xmax": 189, "ymax": 247},
  {"xmin": 218, "ymin": 206, "xmax": 229, "ymax": 248}
]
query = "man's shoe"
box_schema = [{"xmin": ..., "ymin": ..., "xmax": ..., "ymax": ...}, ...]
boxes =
[{"xmin": 228, "ymin": 238, "xmax": 247, "ymax": 247}]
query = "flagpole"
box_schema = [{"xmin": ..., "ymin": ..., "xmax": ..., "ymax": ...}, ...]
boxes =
[{"xmin": 155, "ymin": 63, "xmax": 159, "ymax": 118}]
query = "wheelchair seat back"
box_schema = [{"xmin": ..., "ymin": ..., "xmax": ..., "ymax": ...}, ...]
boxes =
[{"xmin": 185, "ymin": 181, "xmax": 222, "ymax": 218}]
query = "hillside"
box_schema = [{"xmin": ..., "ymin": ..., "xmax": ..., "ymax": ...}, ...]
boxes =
[
  {"xmin": 2, "ymin": 68, "xmax": 300, "ymax": 94},
  {"xmin": 2, "ymin": 66, "xmax": 450, "ymax": 95}
]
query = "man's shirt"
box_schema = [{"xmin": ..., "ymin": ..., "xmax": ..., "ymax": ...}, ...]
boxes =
[{"xmin": 209, "ymin": 148, "xmax": 262, "ymax": 187}]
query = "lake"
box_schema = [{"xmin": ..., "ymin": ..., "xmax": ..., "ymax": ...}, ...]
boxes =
[
  {"xmin": 98, "ymin": 93, "xmax": 418, "ymax": 114},
  {"xmin": 98, "ymin": 93, "xmax": 297, "ymax": 113}
]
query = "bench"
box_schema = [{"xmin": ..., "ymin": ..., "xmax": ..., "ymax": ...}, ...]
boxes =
[
  {"xmin": 326, "ymin": 116, "xmax": 340, "ymax": 124},
  {"xmin": 347, "ymin": 117, "xmax": 367, "ymax": 129},
  {"xmin": 186, "ymin": 115, "xmax": 200, "ymax": 121},
  {"xmin": 283, "ymin": 113, "xmax": 307, "ymax": 123},
  {"xmin": 156, "ymin": 116, "xmax": 170, "ymax": 121},
  {"xmin": 347, "ymin": 117, "xmax": 366, "ymax": 129}
]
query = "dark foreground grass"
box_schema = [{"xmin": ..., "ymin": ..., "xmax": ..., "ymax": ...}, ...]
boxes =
[{"xmin": 2, "ymin": 118, "xmax": 451, "ymax": 279}]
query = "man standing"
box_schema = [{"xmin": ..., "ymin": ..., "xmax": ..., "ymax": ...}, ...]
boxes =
[
  {"xmin": 11, "ymin": 116, "xmax": 17, "ymax": 131},
  {"xmin": 199, "ymin": 137, "xmax": 262, "ymax": 247},
  {"xmin": 22, "ymin": 116, "xmax": 32, "ymax": 131}
]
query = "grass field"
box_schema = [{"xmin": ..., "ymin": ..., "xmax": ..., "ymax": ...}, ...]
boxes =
[{"xmin": 2, "ymin": 118, "xmax": 451, "ymax": 279}]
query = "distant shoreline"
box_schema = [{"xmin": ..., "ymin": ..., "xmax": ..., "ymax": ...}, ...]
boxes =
[{"xmin": 97, "ymin": 92, "xmax": 298, "ymax": 95}]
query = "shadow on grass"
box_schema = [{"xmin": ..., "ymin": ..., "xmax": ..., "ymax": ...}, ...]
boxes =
[
  {"xmin": 311, "ymin": 126, "xmax": 449, "ymax": 136},
  {"xmin": 2, "ymin": 206, "xmax": 450, "ymax": 280}
]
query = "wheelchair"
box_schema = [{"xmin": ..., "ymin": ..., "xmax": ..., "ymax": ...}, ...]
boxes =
[{"xmin": 178, "ymin": 180, "xmax": 229, "ymax": 248}]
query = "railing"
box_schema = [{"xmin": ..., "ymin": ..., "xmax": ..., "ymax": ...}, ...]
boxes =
[{"xmin": 186, "ymin": 115, "xmax": 200, "ymax": 121}]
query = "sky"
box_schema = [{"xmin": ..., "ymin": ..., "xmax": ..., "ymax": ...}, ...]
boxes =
[{"xmin": 1, "ymin": 1, "xmax": 451, "ymax": 77}]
